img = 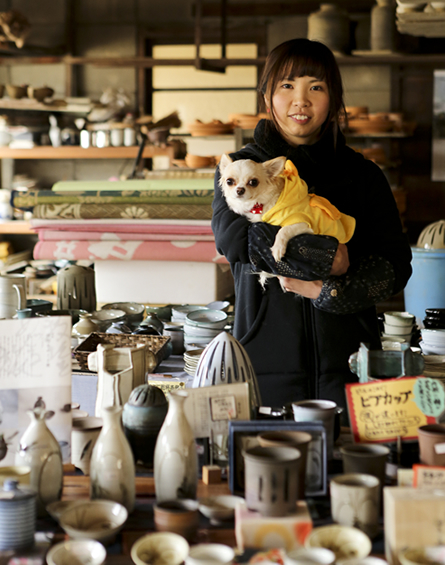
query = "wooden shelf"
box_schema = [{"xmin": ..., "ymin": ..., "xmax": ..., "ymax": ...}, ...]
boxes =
[
  {"xmin": 0, "ymin": 221, "xmax": 34, "ymax": 234},
  {"xmin": 0, "ymin": 145, "xmax": 175, "ymax": 160}
]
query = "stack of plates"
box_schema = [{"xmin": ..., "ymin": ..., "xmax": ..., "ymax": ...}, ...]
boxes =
[
  {"xmin": 424, "ymin": 308, "xmax": 445, "ymax": 329},
  {"xmin": 183, "ymin": 308, "xmax": 228, "ymax": 350},
  {"xmin": 422, "ymin": 354, "xmax": 445, "ymax": 380},
  {"xmin": 420, "ymin": 328, "xmax": 445, "ymax": 355},
  {"xmin": 382, "ymin": 311, "xmax": 415, "ymax": 343},
  {"xmin": 183, "ymin": 348, "xmax": 205, "ymax": 376}
]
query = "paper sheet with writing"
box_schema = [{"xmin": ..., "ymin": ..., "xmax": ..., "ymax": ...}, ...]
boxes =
[
  {"xmin": 184, "ymin": 382, "xmax": 250, "ymax": 438},
  {"xmin": 346, "ymin": 377, "xmax": 436, "ymax": 443},
  {"xmin": 0, "ymin": 317, "xmax": 72, "ymax": 464}
]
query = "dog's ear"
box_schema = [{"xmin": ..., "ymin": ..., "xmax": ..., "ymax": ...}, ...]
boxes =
[
  {"xmin": 263, "ymin": 156, "xmax": 286, "ymax": 178},
  {"xmin": 219, "ymin": 153, "xmax": 233, "ymax": 174}
]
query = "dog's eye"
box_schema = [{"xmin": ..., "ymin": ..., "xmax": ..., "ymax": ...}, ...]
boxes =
[
  {"xmin": 248, "ymin": 178, "xmax": 259, "ymax": 187},
  {"xmin": 226, "ymin": 178, "xmax": 235, "ymax": 186}
]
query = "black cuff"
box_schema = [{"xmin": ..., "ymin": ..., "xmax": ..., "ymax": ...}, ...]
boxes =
[{"xmin": 248, "ymin": 222, "xmax": 338, "ymax": 281}]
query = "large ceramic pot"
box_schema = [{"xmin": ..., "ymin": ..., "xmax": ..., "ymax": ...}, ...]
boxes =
[
  {"xmin": 122, "ymin": 384, "xmax": 168, "ymax": 467},
  {"xmin": 57, "ymin": 265, "xmax": 96, "ymax": 311},
  {"xmin": 370, "ymin": 0, "xmax": 396, "ymax": 52},
  {"xmin": 307, "ymin": 4, "xmax": 350, "ymax": 55}
]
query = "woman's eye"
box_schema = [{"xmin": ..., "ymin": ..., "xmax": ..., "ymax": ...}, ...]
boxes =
[{"xmin": 249, "ymin": 178, "xmax": 259, "ymax": 187}]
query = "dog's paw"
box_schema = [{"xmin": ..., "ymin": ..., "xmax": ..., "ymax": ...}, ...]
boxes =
[{"xmin": 271, "ymin": 234, "xmax": 288, "ymax": 262}]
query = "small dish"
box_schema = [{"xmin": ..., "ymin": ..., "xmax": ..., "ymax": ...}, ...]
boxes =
[
  {"xmin": 206, "ymin": 300, "xmax": 231, "ymax": 312},
  {"xmin": 59, "ymin": 500, "xmax": 128, "ymax": 545},
  {"xmin": 305, "ymin": 525, "xmax": 372, "ymax": 563},
  {"xmin": 46, "ymin": 539, "xmax": 107, "ymax": 565},
  {"xmin": 198, "ymin": 495, "xmax": 244, "ymax": 524},
  {"xmin": 131, "ymin": 532, "xmax": 189, "ymax": 565}
]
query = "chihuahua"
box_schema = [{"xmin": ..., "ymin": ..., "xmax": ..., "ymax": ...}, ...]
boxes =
[{"xmin": 218, "ymin": 153, "xmax": 355, "ymax": 288}]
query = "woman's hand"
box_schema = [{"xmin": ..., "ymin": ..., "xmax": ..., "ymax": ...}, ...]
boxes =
[
  {"xmin": 279, "ymin": 277, "xmax": 323, "ymax": 299},
  {"xmin": 331, "ymin": 243, "xmax": 349, "ymax": 275}
]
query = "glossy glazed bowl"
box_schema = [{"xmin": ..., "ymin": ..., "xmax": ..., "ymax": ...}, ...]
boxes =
[
  {"xmin": 102, "ymin": 302, "xmax": 145, "ymax": 324},
  {"xmin": 131, "ymin": 532, "xmax": 189, "ymax": 565},
  {"xmin": 59, "ymin": 500, "xmax": 128, "ymax": 545},
  {"xmin": 46, "ymin": 539, "xmax": 106, "ymax": 565},
  {"xmin": 90, "ymin": 309, "xmax": 126, "ymax": 331},
  {"xmin": 305, "ymin": 525, "xmax": 372, "ymax": 563},
  {"xmin": 198, "ymin": 495, "xmax": 244, "ymax": 524}
]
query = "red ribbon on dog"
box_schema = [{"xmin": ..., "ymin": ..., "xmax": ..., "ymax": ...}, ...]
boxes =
[{"xmin": 250, "ymin": 203, "xmax": 263, "ymax": 214}]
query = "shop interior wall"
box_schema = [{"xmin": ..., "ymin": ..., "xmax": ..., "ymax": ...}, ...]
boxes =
[{"xmin": 0, "ymin": 0, "xmax": 441, "ymax": 243}]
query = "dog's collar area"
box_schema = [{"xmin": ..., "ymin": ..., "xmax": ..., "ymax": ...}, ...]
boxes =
[{"xmin": 250, "ymin": 203, "xmax": 263, "ymax": 214}]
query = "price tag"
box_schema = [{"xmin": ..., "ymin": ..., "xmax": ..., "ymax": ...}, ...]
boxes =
[
  {"xmin": 435, "ymin": 442, "xmax": 445, "ymax": 455},
  {"xmin": 346, "ymin": 377, "xmax": 435, "ymax": 443},
  {"xmin": 210, "ymin": 395, "xmax": 237, "ymax": 421},
  {"xmin": 413, "ymin": 377, "xmax": 445, "ymax": 418}
]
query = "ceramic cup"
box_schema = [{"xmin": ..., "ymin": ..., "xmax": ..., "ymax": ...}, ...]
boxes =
[
  {"xmin": 292, "ymin": 400, "xmax": 337, "ymax": 459},
  {"xmin": 257, "ymin": 430, "xmax": 312, "ymax": 500},
  {"xmin": 0, "ymin": 274, "xmax": 26, "ymax": 319},
  {"xmin": 418, "ymin": 424, "xmax": 445, "ymax": 466},
  {"xmin": 71, "ymin": 417, "xmax": 103, "ymax": 476},
  {"xmin": 186, "ymin": 543, "xmax": 235, "ymax": 565},
  {"xmin": 153, "ymin": 499, "xmax": 199, "ymax": 542},
  {"xmin": 340, "ymin": 444, "xmax": 390, "ymax": 492},
  {"xmin": 330, "ymin": 473, "xmax": 380, "ymax": 539},
  {"xmin": 284, "ymin": 547, "xmax": 336, "ymax": 565},
  {"xmin": 243, "ymin": 445, "xmax": 301, "ymax": 517}
]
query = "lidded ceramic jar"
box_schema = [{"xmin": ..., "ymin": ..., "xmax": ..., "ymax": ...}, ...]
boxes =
[
  {"xmin": 371, "ymin": 0, "xmax": 396, "ymax": 52},
  {"xmin": 0, "ymin": 479, "xmax": 36, "ymax": 551},
  {"xmin": 122, "ymin": 384, "xmax": 168, "ymax": 467},
  {"xmin": 308, "ymin": 4, "xmax": 350, "ymax": 55}
]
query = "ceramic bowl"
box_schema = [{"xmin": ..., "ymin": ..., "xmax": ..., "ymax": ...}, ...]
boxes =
[
  {"xmin": 206, "ymin": 300, "xmax": 231, "ymax": 312},
  {"xmin": 131, "ymin": 532, "xmax": 189, "ymax": 565},
  {"xmin": 399, "ymin": 546, "xmax": 445, "ymax": 565},
  {"xmin": 186, "ymin": 543, "xmax": 235, "ymax": 565},
  {"xmin": 90, "ymin": 308, "xmax": 126, "ymax": 331},
  {"xmin": 340, "ymin": 558, "xmax": 388, "ymax": 565},
  {"xmin": 383, "ymin": 323, "xmax": 413, "ymax": 337},
  {"xmin": 59, "ymin": 500, "xmax": 128, "ymax": 545},
  {"xmin": 305, "ymin": 525, "xmax": 372, "ymax": 563},
  {"xmin": 6, "ymin": 84, "xmax": 27, "ymax": 99},
  {"xmin": 185, "ymin": 308, "xmax": 228, "ymax": 329},
  {"xmin": 26, "ymin": 298, "xmax": 54, "ymax": 314},
  {"xmin": 153, "ymin": 499, "xmax": 199, "ymax": 542},
  {"xmin": 36, "ymin": 308, "xmax": 88, "ymax": 326},
  {"xmin": 431, "ymin": 1, "xmax": 445, "ymax": 10},
  {"xmin": 285, "ymin": 548, "xmax": 337, "ymax": 565},
  {"xmin": 0, "ymin": 465, "xmax": 31, "ymax": 486},
  {"xmin": 46, "ymin": 539, "xmax": 107, "ymax": 565},
  {"xmin": 198, "ymin": 495, "xmax": 244, "ymax": 524},
  {"xmin": 146, "ymin": 304, "xmax": 173, "ymax": 322},
  {"xmin": 421, "ymin": 328, "xmax": 445, "ymax": 345},
  {"xmin": 27, "ymin": 86, "xmax": 54, "ymax": 102},
  {"xmin": 46, "ymin": 500, "xmax": 84, "ymax": 522},
  {"xmin": 171, "ymin": 305, "xmax": 207, "ymax": 321},
  {"xmin": 184, "ymin": 154, "xmax": 215, "ymax": 169},
  {"xmin": 384, "ymin": 311, "xmax": 415, "ymax": 327},
  {"xmin": 102, "ymin": 302, "xmax": 145, "ymax": 324}
]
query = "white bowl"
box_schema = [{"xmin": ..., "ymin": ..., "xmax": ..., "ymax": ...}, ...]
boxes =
[
  {"xmin": 46, "ymin": 539, "xmax": 107, "ymax": 565},
  {"xmin": 285, "ymin": 548, "xmax": 336, "ymax": 565},
  {"xmin": 399, "ymin": 546, "xmax": 445, "ymax": 565},
  {"xmin": 421, "ymin": 328, "xmax": 445, "ymax": 345},
  {"xmin": 305, "ymin": 525, "xmax": 372, "ymax": 563},
  {"xmin": 384, "ymin": 311, "xmax": 415, "ymax": 327},
  {"xmin": 183, "ymin": 323, "xmax": 223, "ymax": 338},
  {"xmin": 186, "ymin": 543, "xmax": 235, "ymax": 565},
  {"xmin": 59, "ymin": 500, "xmax": 128, "ymax": 545},
  {"xmin": 431, "ymin": 2, "xmax": 445, "ymax": 10},
  {"xmin": 198, "ymin": 495, "xmax": 244, "ymax": 524},
  {"xmin": 102, "ymin": 302, "xmax": 144, "ymax": 322},
  {"xmin": 131, "ymin": 532, "xmax": 189, "ymax": 565},
  {"xmin": 172, "ymin": 305, "xmax": 207, "ymax": 321},
  {"xmin": 90, "ymin": 309, "xmax": 126, "ymax": 331},
  {"xmin": 383, "ymin": 323, "xmax": 413, "ymax": 337},
  {"xmin": 185, "ymin": 308, "xmax": 228, "ymax": 329},
  {"xmin": 420, "ymin": 341, "xmax": 445, "ymax": 355},
  {"xmin": 46, "ymin": 500, "xmax": 84, "ymax": 522},
  {"xmin": 206, "ymin": 300, "xmax": 231, "ymax": 312}
]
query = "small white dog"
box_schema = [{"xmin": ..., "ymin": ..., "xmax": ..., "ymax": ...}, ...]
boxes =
[{"xmin": 218, "ymin": 153, "xmax": 355, "ymax": 288}]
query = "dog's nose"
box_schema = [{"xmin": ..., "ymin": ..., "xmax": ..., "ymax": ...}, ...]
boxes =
[{"xmin": 236, "ymin": 186, "xmax": 245, "ymax": 196}]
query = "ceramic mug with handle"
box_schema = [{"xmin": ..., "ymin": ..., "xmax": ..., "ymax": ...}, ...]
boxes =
[{"xmin": 0, "ymin": 274, "xmax": 26, "ymax": 318}]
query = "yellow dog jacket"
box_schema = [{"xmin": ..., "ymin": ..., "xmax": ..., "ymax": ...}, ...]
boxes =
[{"xmin": 261, "ymin": 160, "xmax": 356, "ymax": 244}]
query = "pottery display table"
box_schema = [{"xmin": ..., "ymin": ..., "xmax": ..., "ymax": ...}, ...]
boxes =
[{"xmin": 36, "ymin": 474, "xmax": 236, "ymax": 564}]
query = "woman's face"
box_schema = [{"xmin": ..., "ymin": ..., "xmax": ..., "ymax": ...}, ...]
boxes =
[{"xmin": 266, "ymin": 75, "xmax": 330, "ymax": 146}]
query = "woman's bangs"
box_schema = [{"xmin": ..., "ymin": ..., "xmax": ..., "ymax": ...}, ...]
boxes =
[{"xmin": 279, "ymin": 55, "xmax": 327, "ymax": 83}]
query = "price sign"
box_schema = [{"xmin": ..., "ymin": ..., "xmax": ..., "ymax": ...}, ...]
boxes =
[{"xmin": 346, "ymin": 377, "xmax": 436, "ymax": 443}]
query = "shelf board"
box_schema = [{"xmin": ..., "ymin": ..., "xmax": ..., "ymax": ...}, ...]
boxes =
[
  {"xmin": 0, "ymin": 220, "xmax": 34, "ymax": 234},
  {"xmin": 0, "ymin": 98, "xmax": 95, "ymax": 114},
  {"xmin": 0, "ymin": 145, "xmax": 175, "ymax": 159}
]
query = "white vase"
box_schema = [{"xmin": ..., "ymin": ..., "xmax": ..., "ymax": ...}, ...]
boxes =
[
  {"xmin": 154, "ymin": 389, "xmax": 198, "ymax": 502},
  {"xmin": 89, "ymin": 405, "xmax": 135, "ymax": 513},
  {"xmin": 15, "ymin": 405, "xmax": 63, "ymax": 517}
]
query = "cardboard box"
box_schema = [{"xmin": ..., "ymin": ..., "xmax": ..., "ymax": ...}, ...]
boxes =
[
  {"xmin": 94, "ymin": 260, "xmax": 234, "ymax": 304},
  {"xmin": 235, "ymin": 500, "xmax": 312, "ymax": 553},
  {"xmin": 384, "ymin": 486, "xmax": 445, "ymax": 565}
]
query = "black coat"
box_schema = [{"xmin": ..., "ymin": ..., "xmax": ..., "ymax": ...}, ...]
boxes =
[{"xmin": 211, "ymin": 120, "xmax": 412, "ymax": 411}]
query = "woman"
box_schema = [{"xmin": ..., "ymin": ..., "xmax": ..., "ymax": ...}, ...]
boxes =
[{"xmin": 211, "ymin": 38, "xmax": 412, "ymax": 411}]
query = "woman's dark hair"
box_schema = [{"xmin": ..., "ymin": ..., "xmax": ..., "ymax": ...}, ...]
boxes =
[{"xmin": 258, "ymin": 38, "xmax": 345, "ymax": 141}]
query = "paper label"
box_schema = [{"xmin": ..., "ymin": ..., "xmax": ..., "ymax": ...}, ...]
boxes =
[
  {"xmin": 346, "ymin": 377, "xmax": 434, "ymax": 443},
  {"xmin": 413, "ymin": 464, "xmax": 445, "ymax": 487},
  {"xmin": 413, "ymin": 377, "xmax": 445, "ymax": 417},
  {"xmin": 210, "ymin": 395, "xmax": 237, "ymax": 421},
  {"xmin": 435, "ymin": 442, "xmax": 445, "ymax": 455}
]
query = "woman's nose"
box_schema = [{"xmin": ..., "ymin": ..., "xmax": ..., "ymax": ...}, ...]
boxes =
[{"xmin": 292, "ymin": 89, "xmax": 309, "ymax": 107}]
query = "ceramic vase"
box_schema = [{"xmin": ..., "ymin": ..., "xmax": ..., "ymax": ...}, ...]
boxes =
[
  {"xmin": 57, "ymin": 264, "xmax": 96, "ymax": 311},
  {"xmin": 15, "ymin": 405, "xmax": 63, "ymax": 517},
  {"xmin": 370, "ymin": 0, "xmax": 396, "ymax": 52},
  {"xmin": 72, "ymin": 312, "xmax": 99, "ymax": 339},
  {"xmin": 89, "ymin": 405, "xmax": 136, "ymax": 513},
  {"xmin": 154, "ymin": 389, "xmax": 198, "ymax": 502},
  {"xmin": 122, "ymin": 384, "xmax": 168, "ymax": 467},
  {"xmin": 307, "ymin": 3, "xmax": 350, "ymax": 55}
]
